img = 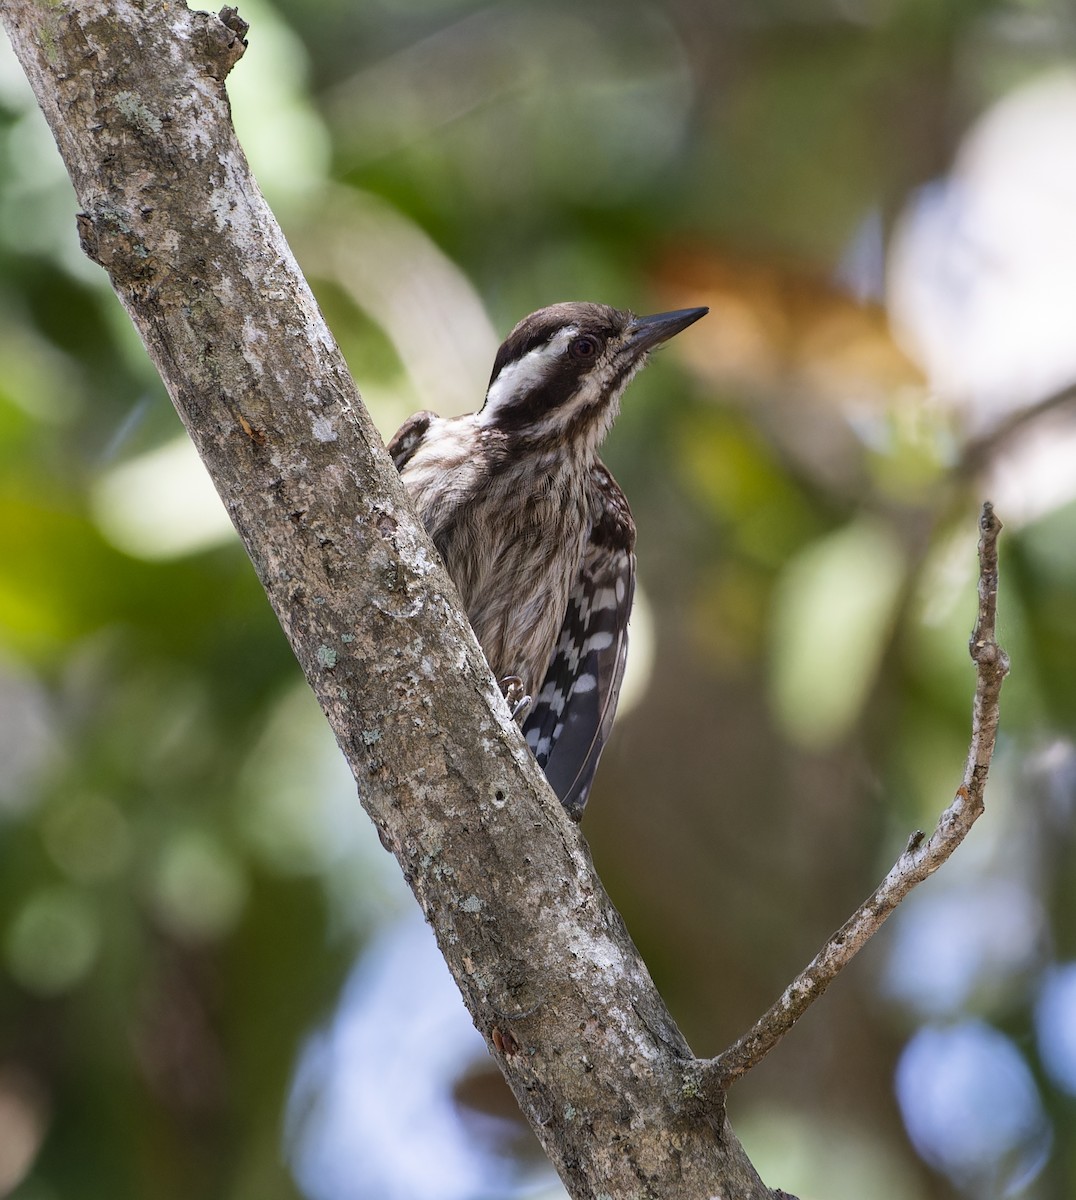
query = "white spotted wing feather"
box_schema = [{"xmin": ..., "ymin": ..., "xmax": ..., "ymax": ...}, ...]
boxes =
[{"xmin": 523, "ymin": 464, "xmax": 636, "ymax": 818}]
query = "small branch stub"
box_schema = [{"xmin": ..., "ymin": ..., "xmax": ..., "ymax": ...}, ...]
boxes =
[
  {"xmin": 219, "ymin": 5, "xmax": 250, "ymax": 40},
  {"xmin": 705, "ymin": 502, "xmax": 1009, "ymax": 1089},
  {"xmin": 202, "ymin": 7, "xmax": 249, "ymax": 80}
]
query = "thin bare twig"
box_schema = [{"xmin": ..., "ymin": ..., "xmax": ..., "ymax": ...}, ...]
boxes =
[{"xmin": 706, "ymin": 502, "xmax": 1009, "ymax": 1088}]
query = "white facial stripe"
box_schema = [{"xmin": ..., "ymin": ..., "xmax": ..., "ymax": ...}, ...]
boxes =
[{"xmin": 479, "ymin": 327, "xmax": 578, "ymax": 424}]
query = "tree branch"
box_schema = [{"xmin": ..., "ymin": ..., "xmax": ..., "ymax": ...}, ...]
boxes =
[
  {"xmin": 2, "ymin": 0, "xmax": 1013, "ymax": 1188},
  {"xmin": 705, "ymin": 502, "xmax": 1009, "ymax": 1087},
  {"xmin": 0, "ymin": 3, "xmax": 779, "ymax": 1196},
  {"xmin": 959, "ymin": 379, "xmax": 1076, "ymax": 476}
]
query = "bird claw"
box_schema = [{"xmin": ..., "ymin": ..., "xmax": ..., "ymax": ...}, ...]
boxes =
[{"xmin": 500, "ymin": 675, "xmax": 532, "ymax": 722}]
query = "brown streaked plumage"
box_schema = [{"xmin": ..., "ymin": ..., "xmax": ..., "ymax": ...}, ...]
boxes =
[{"xmin": 388, "ymin": 301, "xmax": 707, "ymax": 817}]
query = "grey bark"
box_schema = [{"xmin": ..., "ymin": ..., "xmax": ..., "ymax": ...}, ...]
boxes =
[{"xmin": 0, "ymin": 2, "xmax": 786, "ymax": 1196}]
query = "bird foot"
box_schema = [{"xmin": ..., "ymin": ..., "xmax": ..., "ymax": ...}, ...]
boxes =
[{"xmin": 500, "ymin": 676, "xmax": 532, "ymax": 722}]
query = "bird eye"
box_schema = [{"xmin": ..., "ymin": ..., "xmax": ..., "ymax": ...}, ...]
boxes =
[{"xmin": 570, "ymin": 335, "xmax": 599, "ymax": 360}]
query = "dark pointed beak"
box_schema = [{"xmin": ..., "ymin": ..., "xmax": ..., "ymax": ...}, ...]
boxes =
[{"xmin": 627, "ymin": 306, "xmax": 708, "ymax": 354}]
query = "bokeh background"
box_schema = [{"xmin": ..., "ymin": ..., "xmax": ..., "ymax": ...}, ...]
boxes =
[{"xmin": 2, "ymin": 1, "xmax": 1076, "ymax": 1197}]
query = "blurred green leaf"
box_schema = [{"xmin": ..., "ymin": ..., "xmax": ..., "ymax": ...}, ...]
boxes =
[{"xmin": 770, "ymin": 516, "xmax": 905, "ymax": 746}]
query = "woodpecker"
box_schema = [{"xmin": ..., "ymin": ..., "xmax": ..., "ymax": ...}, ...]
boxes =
[{"xmin": 388, "ymin": 302, "xmax": 707, "ymax": 818}]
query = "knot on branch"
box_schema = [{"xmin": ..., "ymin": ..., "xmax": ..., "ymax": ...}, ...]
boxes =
[
  {"xmin": 677, "ymin": 1059, "xmax": 727, "ymax": 1132},
  {"xmin": 76, "ymin": 205, "xmax": 160, "ymax": 287}
]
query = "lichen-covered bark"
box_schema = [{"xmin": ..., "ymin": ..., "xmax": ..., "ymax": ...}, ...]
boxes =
[{"xmin": 0, "ymin": 2, "xmax": 784, "ymax": 1195}]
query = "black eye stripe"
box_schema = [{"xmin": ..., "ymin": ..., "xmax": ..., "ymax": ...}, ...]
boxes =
[
  {"xmin": 490, "ymin": 322, "xmax": 615, "ymax": 388},
  {"xmin": 484, "ymin": 314, "xmax": 625, "ymax": 434},
  {"xmin": 496, "ymin": 366, "xmax": 587, "ymax": 427}
]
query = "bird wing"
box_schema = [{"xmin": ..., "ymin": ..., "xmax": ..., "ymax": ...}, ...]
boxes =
[
  {"xmin": 386, "ymin": 411, "xmax": 435, "ymax": 471},
  {"xmin": 523, "ymin": 463, "xmax": 636, "ymax": 819}
]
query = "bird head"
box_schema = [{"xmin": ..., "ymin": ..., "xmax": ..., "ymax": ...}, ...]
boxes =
[{"xmin": 478, "ymin": 302, "xmax": 708, "ymax": 453}]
